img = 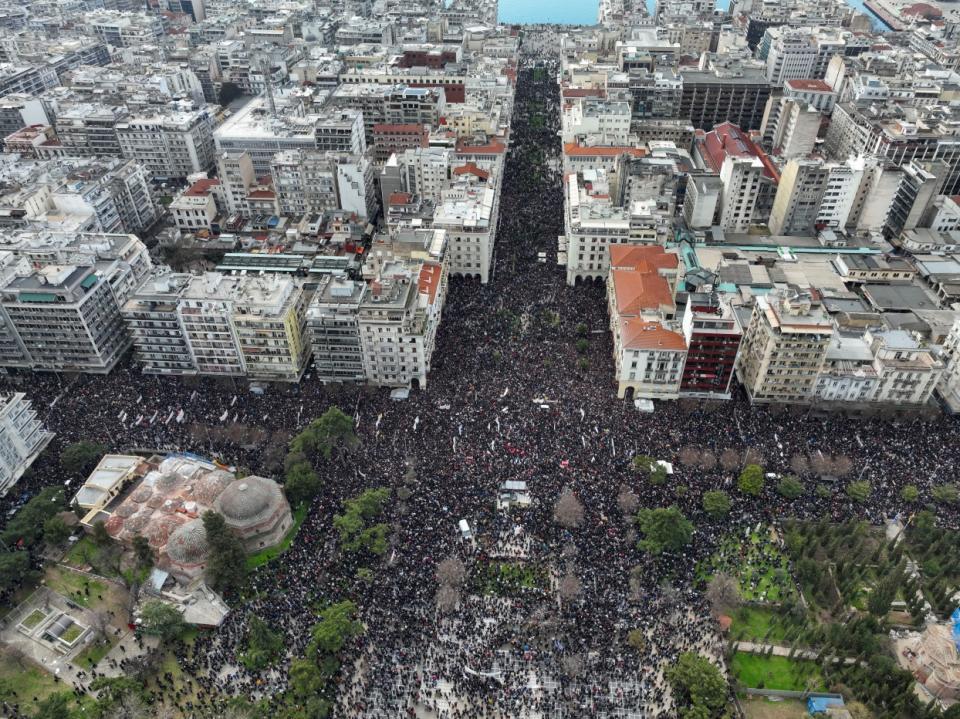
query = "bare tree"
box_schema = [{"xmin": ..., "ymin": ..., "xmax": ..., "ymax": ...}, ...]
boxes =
[
  {"xmin": 705, "ymin": 573, "xmax": 741, "ymax": 615},
  {"xmin": 679, "ymin": 446, "xmax": 700, "ymax": 468},
  {"xmin": 435, "ymin": 585, "xmax": 459, "ymax": 614},
  {"xmin": 435, "ymin": 557, "xmax": 466, "ymax": 588},
  {"xmin": 553, "ymin": 488, "xmax": 584, "ymax": 529},
  {"xmin": 90, "ymin": 610, "xmax": 111, "ymax": 638},
  {"xmin": 698, "ymin": 450, "xmax": 717, "ymax": 471},
  {"xmin": 659, "ymin": 582, "xmax": 680, "ymax": 608},
  {"xmin": 4, "ymin": 646, "xmax": 27, "ymax": 670},
  {"xmin": 743, "ymin": 447, "xmax": 763, "ymax": 467},
  {"xmin": 105, "ymin": 693, "xmax": 152, "ymax": 719},
  {"xmin": 558, "ymin": 573, "xmax": 583, "ymax": 600},
  {"xmin": 790, "ymin": 453, "xmax": 810, "ymax": 476},
  {"xmin": 720, "ymin": 449, "xmax": 740, "ymax": 471},
  {"xmin": 809, "ymin": 451, "xmax": 831, "ymax": 476},
  {"xmin": 616, "ymin": 485, "xmax": 639, "ymax": 516},
  {"xmin": 561, "ymin": 654, "xmax": 585, "ymax": 678},
  {"xmin": 561, "ymin": 542, "xmax": 578, "ymax": 560},
  {"xmin": 628, "ymin": 566, "xmax": 644, "ymax": 598},
  {"xmin": 832, "ymin": 455, "xmax": 854, "ymax": 478}
]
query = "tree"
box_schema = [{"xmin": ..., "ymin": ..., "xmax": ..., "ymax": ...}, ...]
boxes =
[
  {"xmin": 632, "ymin": 455, "xmax": 655, "ymax": 474},
  {"xmin": 242, "ymin": 616, "xmax": 284, "ymax": 670},
  {"xmin": 435, "ymin": 585, "xmax": 459, "ymax": 614},
  {"xmin": 43, "ymin": 516, "xmax": 71, "ymax": 546},
  {"xmin": 868, "ymin": 578, "xmax": 896, "ymax": 618},
  {"xmin": 627, "ymin": 629, "xmax": 646, "ymax": 651},
  {"xmin": 900, "ymin": 485, "xmax": 919, "ymax": 503},
  {"xmin": 333, "ymin": 488, "xmax": 391, "ymax": 555},
  {"xmin": 60, "ymin": 441, "xmax": 107, "ymax": 476},
  {"xmin": 553, "ymin": 488, "xmax": 584, "ymax": 529},
  {"xmin": 138, "ymin": 601, "xmax": 186, "ymax": 642},
  {"xmin": 650, "ymin": 464, "xmax": 668, "ymax": 485},
  {"xmin": 719, "ymin": 449, "xmax": 740, "ymax": 471},
  {"xmin": 679, "ymin": 446, "xmax": 700, "ymax": 468},
  {"xmin": 0, "ymin": 551, "xmax": 30, "ymax": 596},
  {"xmin": 705, "ymin": 573, "xmax": 741, "ymax": 615},
  {"xmin": 738, "ymin": 464, "xmax": 765, "ymax": 496},
  {"xmin": 202, "ymin": 511, "xmax": 248, "ymax": 593},
  {"xmin": 283, "ymin": 462, "xmax": 321, "ymax": 506},
  {"xmin": 698, "ymin": 451, "xmax": 717, "ymax": 471},
  {"xmin": 436, "ymin": 557, "xmax": 466, "ymax": 588},
  {"xmin": 91, "ymin": 520, "xmax": 111, "ymax": 546},
  {"xmin": 777, "ymin": 475, "xmax": 805, "ymax": 500},
  {"xmin": 666, "ymin": 652, "xmax": 728, "ymax": 719},
  {"xmin": 309, "ymin": 601, "xmax": 361, "ymax": 658},
  {"xmin": 1, "ymin": 486, "xmax": 65, "ymax": 548},
  {"xmin": 636, "ymin": 506, "xmax": 693, "ymax": 555},
  {"xmin": 33, "ymin": 692, "xmax": 72, "ymax": 719},
  {"xmin": 616, "ymin": 485, "xmax": 639, "ymax": 516},
  {"xmin": 846, "ymin": 481, "xmax": 871, "ymax": 503},
  {"xmin": 290, "ymin": 407, "xmax": 357, "ymax": 460},
  {"xmin": 931, "ymin": 483, "xmax": 959, "ymax": 504},
  {"xmin": 701, "ymin": 491, "xmax": 730, "ymax": 519},
  {"xmin": 132, "ymin": 535, "xmax": 153, "ymax": 567}
]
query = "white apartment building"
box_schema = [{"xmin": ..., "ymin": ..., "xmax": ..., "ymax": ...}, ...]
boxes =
[
  {"xmin": 816, "ymin": 160, "xmax": 863, "ymax": 230},
  {"xmin": 814, "ymin": 334, "xmax": 879, "ymax": 403},
  {"xmin": 683, "ymin": 175, "xmax": 722, "ymax": 229},
  {"xmin": 937, "ymin": 317, "xmax": 960, "ymax": 412},
  {"xmin": 719, "ymin": 155, "xmax": 766, "ymax": 233},
  {"xmin": 271, "ymin": 150, "xmax": 339, "ymax": 217},
  {"xmin": 0, "ymin": 393, "xmax": 53, "ymax": 495},
  {"xmin": 432, "ymin": 183, "xmax": 497, "ymax": 284},
  {"xmin": 769, "ymin": 158, "xmax": 830, "ymax": 236},
  {"xmin": 561, "ymin": 98, "xmax": 631, "ymax": 145},
  {"xmin": 169, "ymin": 180, "xmax": 219, "ymax": 231},
  {"xmin": 736, "ymin": 291, "xmax": 834, "ymax": 403},
  {"xmin": 0, "ymin": 264, "xmax": 131, "ymax": 373},
  {"xmin": 765, "ymin": 29, "xmax": 816, "ymax": 86},
  {"xmin": 867, "ymin": 329, "xmax": 942, "ymax": 406},
  {"xmin": 122, "ymin": 272, "xmax": 311, "ymax": 382},
  {"xmin": 217, "ymin": 151, "xmax": 256, "ymax": 217},
  {"xmin": 116, "ymin": 108, "xmax": 217, "ymax": 180}
]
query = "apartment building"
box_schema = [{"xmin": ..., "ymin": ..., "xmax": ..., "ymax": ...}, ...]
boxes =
[
  {"xmin": 679, "ymin": 66, "xmax": 773, "ymax": 132},
  {"xmin": 116, "ymin": 108, "xmax": 217, "ymax": 180},
  {"xmin": 0, "ymin": 393, "xmax": 53, "ymax": 495},
  {"xmin": 0, "ymin": 264, "xmax": 131, "ymax": 373},
  {"xmin": 122, "ymin": 272, "xmax": 311, "ymax": 382},
  {"xmin": 432, "ymin": 182, "xmax": 497, "ymax": 283},
  {"xmin": 561, "ymin": 98, "xmax": 631, "ymax": 145},
  {"xmin": 736, "ymin": 290, "xmax": 834, "ymax": 403},
  {"xmin": 54, "ymin": 103, "xmax": 128, "ymax": 157},
  {"xmin": 0, "ymin": 63, "xmax": 59, "ymax": 96},
  {"xmin": 769, "ymin": 158, "xmax": 830, "ymax": 235},
  {"xmin": 606, "ymin": 245, "xmax": 685, "ymax": 399},
  {"xmin": 680, "ymin": 293, "xmax": 743, "ymax": 398},
  {"xmin": 216, "ymin": 151, "xmax": 255, "ymax": 217}
]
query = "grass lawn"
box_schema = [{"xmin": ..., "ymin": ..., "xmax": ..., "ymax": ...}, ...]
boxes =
[
  {"xmin": 0, "ymin": 650, "xmax": 95, "ymax": 714},
  {"xmin": 45, "ymin": 566, "xmax": 106, "ymax": 608},
  {"xmin": 74, "ymin": 634, "xmax": 116, "ymax": 668},
  {"xmin": 63, "ymin": 535, "xmax": 97, "ymax": 567},
  {"xmin": 731, "ymin": 652, "xmax": 825, "ymax": 692},
  {"xmin": 21, "ymin": 608, "xmax": 48, "ymax": 630},
  {"xmin": 697, "ymin": 527, "xmax": 796, "ymax": 603},
  {"xmin": 247, "ymin": 502, "xmax": 308, "ymax": 570},
  {"xmin": 60, "ymin": 623, "xmax": 84, "ymax": 644},
  {"xmin": 731, "ymin": 606, "xmax": 790, "ymax": 643}
]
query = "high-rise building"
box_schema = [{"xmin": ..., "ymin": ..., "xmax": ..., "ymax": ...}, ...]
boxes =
[{"xmin": 0, "ymin": 393, "xmax": 53, "ymax": 495}]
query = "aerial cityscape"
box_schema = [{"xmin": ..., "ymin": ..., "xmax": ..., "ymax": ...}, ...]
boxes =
[{"xmin": 0, "ymin": 0, "xmax": 958, "ymax": 717}]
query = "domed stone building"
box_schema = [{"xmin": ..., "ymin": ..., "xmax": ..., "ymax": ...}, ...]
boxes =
[
  {"xmin": 165, "ymin": 518, "xmax": 210, "ymax": 580},
  {"xmin": 213, "ymin": 476, "xmax": 292, "ymax": 551}
]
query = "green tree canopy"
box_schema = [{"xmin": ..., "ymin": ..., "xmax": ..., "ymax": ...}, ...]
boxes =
[
  {"xmin": 701, "ymin": 491, "xmax": 731, "ymax": 519},
  {"xmin": 846, "ymin": 480, "xmax": 871, "ymax": 503},
  {"xmin": 0, "ymin": 551, "xmax": 30, "ymax": 597},
  {"xmin": 333, "ymin": 488, "xmax": 391, "ymax": 555},
  {"xmin": 290, "ymin": 407, "xmax": 357, "ymax": 460},
  {"xmin": 308, "ymin": 601, "xmax": 362, "ymax": 658},
  {"xmin": 932, "ymin": 483, "xmax": 959, "ymax": 504},
  {"xmin": 203, "ymin": 510, "xmax": 248, "ymax": 593},
  {"xmin": 59, "ymin": 441, "xmax": 107, "ymax": 476},
  {"xmin": 132, "ymin": 535, "xmax": 153, "ymax": 567},
  {"xmin": 1, "ymin": 486, "xmax": 65, "ymax": 548},
  {"xmin": 777, "ymin": 475, "xmax": 804, "ymax": 500},
  {"xmin": 242, "ymin": 615, "xmax": 285, "ymax": 670},
  {"xmin": 666, "ymin": 652, "xmax": 728, "ymax": 719},
  {"xmin": 737, "ymin": 464, "xmax": 764, "ymax": 496},
  {"xmin": 32, "ymin": 692, "xmax": 71, "ymax": 719},
  {"xmin": 636, "ymin": 506, "xmax": 693, "ymax": 555},
  {"xmin": 284, "ymin": 462, "xmax": 322, "ymax": 506},
  {"xmin": 42, "ymin": 516, "xmax": 71, "ymax": 546},
  {"xmin": 138, "ymin": 600, "xmax": 186, "ymax": 642},
  {"xmin": 900, "ymin": 485, "xmax": 919, "ymax": 503}
]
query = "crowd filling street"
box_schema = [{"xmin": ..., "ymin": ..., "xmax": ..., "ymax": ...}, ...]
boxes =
[{"xmin": 1, "ymin": 47, "xmax": 957, "ymax": 718}]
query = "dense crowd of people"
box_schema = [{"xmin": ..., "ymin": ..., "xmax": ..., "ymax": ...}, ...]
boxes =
[{"xmin": 1, "ymin": 40, "xmax": 957, "ymax": 718}]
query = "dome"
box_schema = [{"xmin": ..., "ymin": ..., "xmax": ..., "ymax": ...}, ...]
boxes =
[
  {"xmin": 191, "ymin": 470, "xmax": 234, "ymax": 505},
  {"xmin": 214, "ymin": 477, "xmax": 283, "ymax": 526},
  {"xmin": 166, "ymin": 518, "xmax": 209, "ymax": 565},
  {"xmin": 131, "ymin": 486, "xmax": 153, "ymax": 504},
  {"xmin": 145, "ymin": 515, "xmax": 184, "ymax": 548}
]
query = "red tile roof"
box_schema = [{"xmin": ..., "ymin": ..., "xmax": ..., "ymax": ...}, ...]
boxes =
[
  {"xmin": 388, "ymin": 192, "xmax": 413, "ymax": 205},
  {"xmin": 701, "ymin": 122, "xmax": 779, "ymax": 182},
  {"xmin": 453, "ymin": 162, "xmax": 490, "ymax": 180},
  {"xmin": 785, "ymin": 79, "xmax": 833, "ymax": 93},
  {"xmin": 247, "ymin": 190, "xmax": 276, "ymax": 199},
  {"xmin": 455, "ymin": 138, "xmax": 506, "ymax": 155},
  {"xmin": 620, "ymin": 319, "xmax": 687, "ymax": 351},
  {"xmin": 562, "ymin": 87, "xmax": 606, "ymax": 98},
  {"xmin": 609, "ymin": 245, "xmax": 679, "ymax": 272},
  {"xmin": 611, "ymin": 269, "xmax": 674, "ymax": 316},
  {"xmin": 418, "ymin": 262, "xmax": 442, "ymax": 303},
  {"xmin": 184, "ymin": 178, "xmax": 220, "ymax": 196}
]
